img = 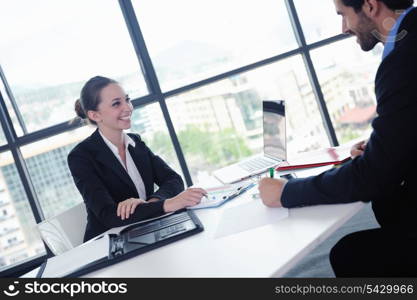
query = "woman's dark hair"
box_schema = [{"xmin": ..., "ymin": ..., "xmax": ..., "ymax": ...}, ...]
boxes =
[
  {"xmin": 74, "ymin": 76, "xmax": 118, "ymax": 125},
  {"xmin": 341, "ymin": 0, "xmax": 414, "ymax": 12}
]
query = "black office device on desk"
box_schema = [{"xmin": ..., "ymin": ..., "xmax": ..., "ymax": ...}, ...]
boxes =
[
  {"xmin": 109, "ymin": 210, "xmax": 202, "ymax": 260},
  {"xmin": 38, "ymin": 209, "xmax": 203, "ymax": 277}
]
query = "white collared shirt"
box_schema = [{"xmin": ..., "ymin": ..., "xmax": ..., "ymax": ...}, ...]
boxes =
[{"xmin": 99, "ymin": 130, "xmax": 147, "ymax": 200}]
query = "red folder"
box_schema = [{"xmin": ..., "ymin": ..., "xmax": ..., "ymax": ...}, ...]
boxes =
[{"xmin": 276, "ymin": 145, "xmax": 352, "ymax": 171}]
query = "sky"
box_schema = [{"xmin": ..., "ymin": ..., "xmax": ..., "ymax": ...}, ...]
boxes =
[
  {"xmin": 0, "ymin": 0, "xmax": 141, "ymax": 87},
  {"xmin": 0, "ymin": 0, "xmax": 298, "ymax": 87},
  {"xmin": 0, "ymin": 0, "xmax": 383, "ymax": 89}
]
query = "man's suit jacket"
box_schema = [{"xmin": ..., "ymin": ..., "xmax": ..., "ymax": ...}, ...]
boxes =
[
  {"xmin": 282, "ymin": 8, "xmax": 417, "ymax": 234},
  {"xmin": 68, "ymin": 129, "xmax": 184, "ymax": 241}
]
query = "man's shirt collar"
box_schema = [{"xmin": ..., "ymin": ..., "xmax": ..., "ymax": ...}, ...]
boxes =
[{"xmin": 382, "ymin": 6, "xmax": 414, "ymax": 60}]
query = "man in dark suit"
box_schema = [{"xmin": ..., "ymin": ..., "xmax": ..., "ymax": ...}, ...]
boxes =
[{"xmin": 259, "ymin": 0, "xmax": 417, "ymax": 277}]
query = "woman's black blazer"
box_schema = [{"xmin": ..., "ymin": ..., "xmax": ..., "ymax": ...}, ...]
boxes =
[{"xmin": 67, "ymin": 129, "xmax": 184, "ymax": 241}]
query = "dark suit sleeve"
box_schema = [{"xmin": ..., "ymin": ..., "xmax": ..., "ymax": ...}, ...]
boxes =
[
  {"xmin": 137, "ymin": 139, "xmax": 184, "ymax": 201},
  {"xmin": 68, "ymin": 149, "xmax": 165, "ymax": 228},
  {"xmin": 281, "ymin": 44, "xmax": 417, "ymax": 208}
]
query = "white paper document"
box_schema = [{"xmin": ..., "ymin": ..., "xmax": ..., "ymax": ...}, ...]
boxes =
[
  {"xmin": 214, "ymin": 199, "xmax": 288, "ymax": 238},
  {"xmin": 42, "ymin": 235, "xmax": 110, "ymax": 277}
]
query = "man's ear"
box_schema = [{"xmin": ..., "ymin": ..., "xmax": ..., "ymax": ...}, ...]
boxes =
[
  {"xmin": 362, "ymin": 0, "xmax": 380, "ymax": 18},
  {"xmin": 87, "ymin": 110, "xmax": 101, "ymax": 123}
]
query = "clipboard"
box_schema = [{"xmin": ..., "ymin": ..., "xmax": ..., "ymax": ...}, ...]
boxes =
[{"xmin": 190, "ymin": 182, "xmax": 256, "ymax": 209}]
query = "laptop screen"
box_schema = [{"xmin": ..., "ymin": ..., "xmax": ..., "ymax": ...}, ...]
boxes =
[{"xmin": 263, "ymin": 100, "xmax": 286, "ymax": 161}]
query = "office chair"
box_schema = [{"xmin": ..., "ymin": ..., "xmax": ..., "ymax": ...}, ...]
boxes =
[{"xmin": 36, "ymin": 202, "xmax": 87, "ymax": 256}]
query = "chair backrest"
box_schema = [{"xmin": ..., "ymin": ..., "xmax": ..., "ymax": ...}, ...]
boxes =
[{"xmin": 37, "ymin": 202, "xmax": 87, "ymax": 256}]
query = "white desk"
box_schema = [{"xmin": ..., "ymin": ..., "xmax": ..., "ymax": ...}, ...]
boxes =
[
  {"xmin": 24, "ymin": 167, "xmax": 364, "ymax": 278},
  {"xmin": 80, "ymin": 202, "xmax": 362, "ymax": 277}
]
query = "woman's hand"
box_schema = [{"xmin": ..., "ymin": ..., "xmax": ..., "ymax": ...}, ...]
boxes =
[
  {"xmin": 117, "ymin": 198, "xmax": 146, "ymax": 220},
  {"xmin": 163, "ymin": 188, "xmax": 207, "ymax": 213}
]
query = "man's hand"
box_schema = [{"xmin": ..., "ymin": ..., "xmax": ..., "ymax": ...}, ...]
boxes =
[
  {"xmin": 117, "ymin": 198, "xmax": 146, "ymax": 220},
  {"xmin": 163, "ymin": 188, "xmax": 207, "ymax": 213},
  {"xmin": 258, "ymin": 178, "xmax": 287, "ymax": 208},
  {"xmin": 350, "ymin": 140, "xmax": 367, "ymax": 158}
]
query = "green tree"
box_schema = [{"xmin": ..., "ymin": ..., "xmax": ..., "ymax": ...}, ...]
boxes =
[
  {"xmin": 147, "ymin": 126, "xmax": 253, "ymax": 173},
  {"xmin": 178, "ymin": 125, "xmax": 252, "ymax": 167}
]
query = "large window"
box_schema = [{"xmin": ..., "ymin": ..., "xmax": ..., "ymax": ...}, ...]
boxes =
[
  {"xmin": 294, "ymin": 0, "xmax": 341, "ymax": 43},
  {"xmin": 0, "ymin": 152, "xmax": 45, "ymax": 271},
  {"xmin": 0, "ymin": 0, "xmax": 147, "ymax": 133},
  {"xmin": 167, "ymin": 55, "xmax": 329, "ymax": 183},
  {"xmin": 133, "ymin": 0, "xmax": 298, "ymax": 91}
]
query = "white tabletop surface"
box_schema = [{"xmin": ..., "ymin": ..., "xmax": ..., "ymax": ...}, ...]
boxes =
[
  {"xmin": 23, "ymin": 166, "xmax": 364, "ymax": 278},
  {"xmin": 81, "ymin": 202, "xmax": 363, "ymax": 277}
]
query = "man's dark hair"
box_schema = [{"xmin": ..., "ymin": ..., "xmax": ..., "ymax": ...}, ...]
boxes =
[{"xmin": 341, "ymin": 0, "xmax": 414, "ymax": 12}]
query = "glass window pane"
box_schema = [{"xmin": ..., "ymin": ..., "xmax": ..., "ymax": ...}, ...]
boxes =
[
  {"xmin": 0, "ymin": 151, "xmax": 45, "ymax": 271},
  {"xmin": 0, "ymin": 83, "xmax": 24, "ymax": 141},
  {"xmin": 294, "ymin": 0, "xmax": 341, "ymax": 43},
  {"xmin": 129, "ymin": 102, "xmax": 183, "ymax": 180},
  {"xmin": 311, "ymin": 39, "xmax": 383, "ymax": 144},
  {"xmin": 0, "ymin": 87, "xmax": 8, "ymax": 145},
  {"xmin": 0, "ymin": 130, "xmax": 5, "ymax": 146},
  {"xmin": 166, "ymin": 55, "xmax": 330, "ymax": 183},
  {"xmin": 133, "ymin": 0, "xmax": 298, "ymax": 91},
  {"xmin": 0, "ymin": 0, "xmax": 147, "ymax": 133},
  {"xmin": 0, "ymin": 119, "xmax": 6, "ymax": 146},
  {"xmin": 20, "ymin": 127, "xmax": 95, "ymax": 219}
]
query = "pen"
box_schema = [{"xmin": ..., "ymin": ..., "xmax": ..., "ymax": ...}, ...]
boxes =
[{"xmin": 269, "ymin": 167, "xmax": 274, "ymax": 178}]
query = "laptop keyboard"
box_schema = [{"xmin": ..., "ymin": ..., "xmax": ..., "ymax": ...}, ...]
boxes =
[{"xmin": 238, "ymin": 157, "xmax": 277, "ymax": 172}]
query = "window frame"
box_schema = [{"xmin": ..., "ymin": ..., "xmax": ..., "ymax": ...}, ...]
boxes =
[{"xmin": 0, "ymin": 0, "xmax": 354, "ymax": 276}]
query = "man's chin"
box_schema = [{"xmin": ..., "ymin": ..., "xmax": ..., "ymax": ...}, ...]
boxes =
[
  {"xmin": 361, "ymin": 43, "xmax": 377, "ymax": 52},
  {"xmin": 357, "ymin": 38, "xmax": 377, "ymax": 51}
]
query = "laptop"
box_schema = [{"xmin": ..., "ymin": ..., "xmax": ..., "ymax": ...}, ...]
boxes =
[{"xmin": 213, "ymin": 100, "xmax": 287, "ymax": 184}]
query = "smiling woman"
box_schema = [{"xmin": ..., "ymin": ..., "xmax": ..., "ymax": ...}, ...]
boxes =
[{"xmin": 68, "ymin": 76, "xmax": 207, "ymax": 241}]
